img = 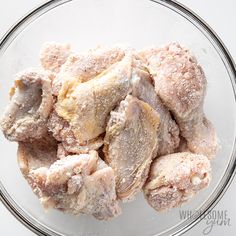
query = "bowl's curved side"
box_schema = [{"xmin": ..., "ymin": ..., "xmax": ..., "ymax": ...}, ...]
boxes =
[
  {"xmin": 0, "ymin": 185, "xmax": 56, "ymax": 236},
  {"xmin": 0, "ymin": 0, "xmax": 71, "ymax": 55}
]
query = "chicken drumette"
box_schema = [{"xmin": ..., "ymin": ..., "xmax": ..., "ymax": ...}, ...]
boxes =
[
  {"xmin": 104, "ymin": 95, "xmax": 160, "ymax": 201},
  {"xmin": 0, "ymin": 68, "xmax": 53, "ymax": 141},
  {"xmin": 143, "ymin": 152, "xmax": 211, "ymax": 211},
  {"xmin": 131, "ymin": 59, "xmax": 180, "ymax": 155},
  {"xmin": 141, "ymin": 43, "xmax": 218, "ymax": 158}
]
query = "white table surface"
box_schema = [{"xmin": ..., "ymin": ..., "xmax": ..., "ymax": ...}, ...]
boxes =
[{"xmin": 0, "ymin": 0, "xmax": 235, "ymax": 235}]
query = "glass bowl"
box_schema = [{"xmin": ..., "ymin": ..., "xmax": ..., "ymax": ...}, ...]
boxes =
[{"xmin": 0, "ymin": 0, "xmax": 235, "ymax": 235}]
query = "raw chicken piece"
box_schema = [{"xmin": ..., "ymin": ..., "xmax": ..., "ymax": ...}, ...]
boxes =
[
  {"xmin": 22, "ymin": 149, "xmax": 120, "ymax": 220},
  {"xmin": 56, "ymin": 55, "xmax": 132, "ymax": 143},
  {"xmin": 143, "ymin": 152, "xmax": 211, "ymax": 211},
  {"xmin": 52, "ymin": 45, "xmax": 125, "ymax": 95},
  {"xmin": 39, "ymin": 42, "xmax": 71, "ymax": 73},
  {"xmin": 17, "ymin": 133, "xmax": 58, "ymax": 178},
  {"xmin": 47, "ymin": 110, "xmax": 103, "ymax": 154},
  {"xmin": 104, "ymin": 95, "xmax": 160, "ymax": 201},
  {"xmin": 0, "ymin": 69, "xmax": 53, "ymax": 141},
  {"xmin": 131, "ymin": 60, "xmax": 180, "ymax": 155},
  {"xmin": 141, "ymin": 43, "xmax": 218, "ymax": 158}
]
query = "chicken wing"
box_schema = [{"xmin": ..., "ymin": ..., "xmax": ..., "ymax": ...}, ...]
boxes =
[
  {"xmin": 39, "ymin": 42, "xmax": 71, "ymax": 73},
  {"xmin": 131, "ymin": 60, "xmax": 180, "ymax": 155},
  {"xmin": 52, "ymin": 45, "xmax": 125, "ymax": 95},
  {"xmin": 1, "ymin": 68, "xmax": 53, "ymax": 141},
  {"xmin": 55, "ymin": 55, "xmax": 132, "ymax": 144},
  {"xmin": 143, "ymin": 152, "xmax": 211, "ymax": 211},
  {"xmin": 141, "ymin": 43, "xmax": 218, "ymax": 158},
  {"xmin": 104, "ymin": 95, "xmax": 160, "ymax": 201},
  {"xmin": 22, "ymin": 149, "xmax": 120, "ymax": 220}
]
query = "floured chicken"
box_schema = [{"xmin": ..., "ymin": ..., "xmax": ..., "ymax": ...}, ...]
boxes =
[
  {"xmin": 17, "ymin": 133, "xmax": 58, "ymax": 177},
  {"xmin": 39, "ymin": 42, "xmax": 71, "ymax": 73},
  {"xmin": 1, "ymin": 42, "xmax": 218, "ymax": 221},
  {"xmin": 47, "ymin": 110, "xmax": 104, "ymax": 155},
  {"xmin": 143, "ymin": 152, "xmax": 211, "ymax": 211},
  {"xmin": 131, "ymin": 59, "xmax": 180, "ymax": 155},
  {"xmin": 141, "ymin": 43, "xmax": 218, "ymax": 158},
  {"xmin": 104, "ymin": 95, "xmax": 160, "ymax": 201},
  {"xmin": 52, "ymin": 45, "xmax": 125, "ymax": 95},
  {"xmin": 22, "ymin": 149, "xmax": 120, "ymax": 220},
  {"xmin": 55, "ymin": 55, "xmax": 132, "ymax": 143},
  {"xmin": 1, "ymin": 68, "xmax": 53, "ymax": 141},
  {"xmin": 48, "ymin": 46, "xmax": 127, "ymax": 154}
]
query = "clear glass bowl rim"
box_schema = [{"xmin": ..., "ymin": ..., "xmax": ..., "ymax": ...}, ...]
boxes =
[{"xmin": 0, "ymin": 0, "xmax": 235, "ymax": 236}]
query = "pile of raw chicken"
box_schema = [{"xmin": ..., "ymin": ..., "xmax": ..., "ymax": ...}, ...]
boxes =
[{"xmin": 0, "ymin": 42, "xmax": 218, "ymax": 220}]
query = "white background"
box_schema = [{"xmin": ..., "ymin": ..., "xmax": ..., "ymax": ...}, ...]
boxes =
[{"xmin": 0, "ymin": 0, "xmax": 235, "ymax": 235}]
